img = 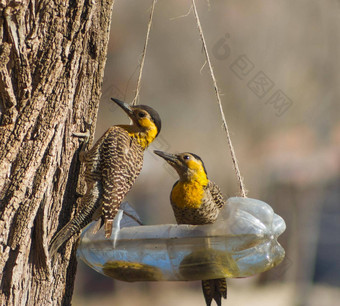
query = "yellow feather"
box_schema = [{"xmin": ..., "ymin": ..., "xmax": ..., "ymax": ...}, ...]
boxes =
[
  {"xmin": 120, "ymin": 118, "xmax": 158, "ymax": 149},
  {"xmin": 187, "ymin": 160, "xmax": 208, "ymax": 185},
  {"xmin": 172, "ymin": 181, "xmax": 205, "ymax": 209},
  {"xmin": 171, "ymin": 162, "xmax": 208, "ymax": 209},
  {"xmin": 132, "ymin": 118, "xmax": 158, "ymax": 149}
]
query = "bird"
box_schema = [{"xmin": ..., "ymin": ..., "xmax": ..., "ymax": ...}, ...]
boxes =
[
  {"xmin": 49, "ymin": 98, "xmax": 161, "ymax": 256},
  {"xmin": 154, "ymin": 150, "xmax": 227, "ymax": 306}
]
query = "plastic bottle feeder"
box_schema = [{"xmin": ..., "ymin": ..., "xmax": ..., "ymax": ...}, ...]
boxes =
[{"xmin": 77, "ymin": 197, "xmax": 286, "ymax": 282}]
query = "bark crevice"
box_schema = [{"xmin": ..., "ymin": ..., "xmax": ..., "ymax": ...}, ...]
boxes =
[{"xmin": 0, "ymin": 0, "xmax": 115, "ymax": 304}]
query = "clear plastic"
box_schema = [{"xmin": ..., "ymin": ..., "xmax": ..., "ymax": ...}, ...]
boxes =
[{"xmin": 77, "ymin": 197, "xmax": 286, "ymax": 282}]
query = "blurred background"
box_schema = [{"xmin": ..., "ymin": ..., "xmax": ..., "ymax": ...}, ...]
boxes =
[{"xmin": 73, "ymin": 1, "xmax": 340, "ymax": 305}]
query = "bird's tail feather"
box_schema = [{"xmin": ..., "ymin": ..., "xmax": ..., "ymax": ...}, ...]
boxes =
[
  {"xmin": 201, "ymin": 278, "xmax": 227, "ymax": 306},
  {"xmin": 49, "ymin": 202, "xmax": 98, "ymax": 257}
]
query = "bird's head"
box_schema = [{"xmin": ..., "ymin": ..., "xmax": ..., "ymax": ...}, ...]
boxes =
[
  {"xmin": 111, "ymin": 98, "xmax": 161, "ymax": 148},
  {"xmin": 154, "ymin": 150, "xmax": 208, "ymax": 184}
]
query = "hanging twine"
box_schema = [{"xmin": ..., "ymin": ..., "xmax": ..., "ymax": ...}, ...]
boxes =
[
  {"xmin": 191, "ymin": 0, "xmax": 247, "ymax": 197},
  {"xmin": 131, "ymin": 0, "xmax": 157, "ymax": 106}
]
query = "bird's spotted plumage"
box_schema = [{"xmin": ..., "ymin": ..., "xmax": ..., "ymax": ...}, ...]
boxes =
[
  {"xmin": 154, "ymin": 150, "xmax": 227, "ymax": 306},
  {"xmin": 49, "ymin": 99, "xmax": 161, "ymax": 256},
  {"xmin": 84, "ymin": 126, "xmax": 144, "ymax": 235}
]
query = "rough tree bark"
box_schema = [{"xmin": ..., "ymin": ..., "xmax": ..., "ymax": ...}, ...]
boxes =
[{"xmin": 0, "ymin": 0, "xmax": 115, "ymax": 305}]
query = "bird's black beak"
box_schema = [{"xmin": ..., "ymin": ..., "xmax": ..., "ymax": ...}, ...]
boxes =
[
  {"xmin": 154, "ymin": 150, "xmax": 179, "ymax": 165},
  {"xmin": 111, "ymin": 98, "xmax": 134, "ymax": 117}
]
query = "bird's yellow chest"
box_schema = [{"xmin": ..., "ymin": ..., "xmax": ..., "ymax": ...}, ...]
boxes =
[
  {"xmin": 127, "ymin": 125, "xmax": 158, "ymax": 149},
  {"xmin": 171, "ymin": 181, "xmax": 206, "ymax": 209}
]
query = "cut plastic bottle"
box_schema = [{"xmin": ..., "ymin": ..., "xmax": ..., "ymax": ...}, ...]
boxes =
[{"xmin": 77, "ymin": 197, "xmax": 286, "ymax": 282}]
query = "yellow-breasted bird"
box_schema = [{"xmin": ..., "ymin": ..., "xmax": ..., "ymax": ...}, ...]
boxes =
[
  {"xmin": 49, "ymin": 98, "xmax": 161, "ymax": 256},
  {"xmin": 154, "ymin": 150, "xmax": 227, "ymax": 306}
]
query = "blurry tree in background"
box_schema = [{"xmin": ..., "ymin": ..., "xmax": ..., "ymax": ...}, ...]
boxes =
[{"xmin": 0, "ymin": 0, "xmax": 114, "ymax": 304}]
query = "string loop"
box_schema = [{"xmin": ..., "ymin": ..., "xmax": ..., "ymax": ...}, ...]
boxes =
[{"xmin": 191, "ymin": 0, "xmax": 247, "ymax": 197}]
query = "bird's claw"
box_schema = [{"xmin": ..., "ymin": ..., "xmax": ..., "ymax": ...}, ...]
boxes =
[
  {"xmin": 73, "ymin": 130, "xmax": 90, "ymax": 142},
  {"xmin": 104, "ymin": 219, "xmax": 113, "ymax": 239},
  {"xmin": 73, "ymin": 117, "xmax": 92, "ymax": 147},
  {"xmin": 73, "ymin": 129, "xmax": 90, "ymax": 154}
]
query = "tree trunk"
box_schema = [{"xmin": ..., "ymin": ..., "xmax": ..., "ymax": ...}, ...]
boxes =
[{"xmin": 0, "ymin": 0, "xmax": 115, "ymax": 304}]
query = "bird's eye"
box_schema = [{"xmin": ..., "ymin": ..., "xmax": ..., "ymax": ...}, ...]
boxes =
[
  {"xmin": 183, "ymin": 155, "xmax": 190, "ymax": 160},
  {"xmin": 138, "ymin": 112, "xmax": 146, "ymax": 118}
]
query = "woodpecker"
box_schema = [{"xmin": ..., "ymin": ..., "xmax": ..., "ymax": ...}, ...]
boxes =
[
  {"xmin": 154, "ymin": 150, "xmax": 227, "ymax": 306},
  {"xmin": 49, "ymin": 98, "xmax": 161, "ymax": 256}
]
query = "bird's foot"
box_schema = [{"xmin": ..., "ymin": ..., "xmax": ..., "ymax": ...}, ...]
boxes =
[
  {"xmin": 105, "ymin": 219, "xmax": 113, "ymax": 239},
  {"xmin": 73, "ymin": 130, "xmax": 90, "ymax": 139},
  {"xmin": 73, "ymin": 131, "xmax": 90, "ymax": 161},
  {"xmin": 73, "ymin": 118, "xmax": 92, "ymax": 152}
]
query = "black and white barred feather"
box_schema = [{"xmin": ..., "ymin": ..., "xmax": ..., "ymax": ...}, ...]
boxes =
[{"xmin": 49, "ymin": 126, "xmax": 144, "ymax": 255}]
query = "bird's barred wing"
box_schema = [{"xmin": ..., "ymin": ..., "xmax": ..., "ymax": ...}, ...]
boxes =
[
  {"xmin": 101, "ymin": 127, "xmax": 142, "ymax": 238},
  {"xmin": 208, "ymin": 181, "xmax": 226, "ymax": 209}
]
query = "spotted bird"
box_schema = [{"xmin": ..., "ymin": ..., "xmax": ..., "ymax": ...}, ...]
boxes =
[
  {"xmin": 49, "ymin": 98, "xmax": 161, "ymax": 256},
  {"xmin": 154, "ymin": 150, "xmax": 227, "ymax": 306}
]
